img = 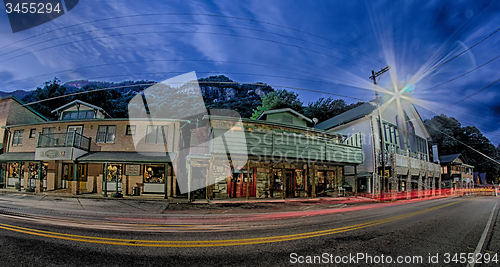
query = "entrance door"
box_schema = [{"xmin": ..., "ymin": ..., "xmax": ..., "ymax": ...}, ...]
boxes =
[
  {"xmin": 78, "ymin": 164, "xmax": 87, "ymax": 190},
  {"xmin": 66, "ymin": 126, "xmax": 83, "ymax": 147},
  {"xmin": 62, "ymin": 163, "xmax": 72, "ymax": 189},
  {"xmin": 286, "ymin": 170, "xmax": 294, "ymax": 198},
  {"xmin": 234, "ymin": 168, "xmax": 256, "ymax": 198},
  {"xmin": 62, "ymin": 163, "xmax": 87, "ymax": 190}
]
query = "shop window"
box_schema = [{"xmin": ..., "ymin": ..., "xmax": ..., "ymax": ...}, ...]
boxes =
[
  {"xmin": 29, "ymin": 129, "xmax": 36, "ymax": 138},
  {"xmin": 106, "ymin": 164, "xmax": 123, "ymax": 183},
  {"xmin": 12, "ymin": 130, "xmax": 24, "ymax": 145},
  {"xmin": 144, "ymin": 165, "xmax": 165, "ymax": 183},
  {"xmin": 96, "ymin": 125, "xmax": 116, "ymax": 143},
  {"xmin": 295, "ymin": 170, "xmax": 304, "ymax": 190},
  {"xmin": 126, "ymin": 125, "xmax": 136, "ymax": 135},
  {"xmin": 145, "ymin": 125, "xmax": 167, "ymax": 144},
  {"xmin": 272, "ymin": 169, "xmax": 283, "ymax": 190},
  {"xmin": 8, "ymin": 162, "xmax": 24, "ymax": 178}
]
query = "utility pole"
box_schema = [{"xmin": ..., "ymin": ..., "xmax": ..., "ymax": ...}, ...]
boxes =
[{"xmin": 369, "ymin": 65, "xmax": 390, "ymax": 197}]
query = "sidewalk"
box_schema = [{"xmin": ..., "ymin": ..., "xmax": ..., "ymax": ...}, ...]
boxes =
[
  {"xmin": 0, "ymin": 187, "xmax": 377, "ymax": 204},
  {"xmin": 0, "ymin": 187, "xmax": 455, "ymax": 215}
]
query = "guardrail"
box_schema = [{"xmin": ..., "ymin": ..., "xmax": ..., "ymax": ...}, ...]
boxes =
[{"xmin": 37, "ymin": 132, "xmax": 91, "ymax": 151}]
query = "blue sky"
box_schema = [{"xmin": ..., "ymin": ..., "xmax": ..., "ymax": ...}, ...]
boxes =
[{"xmin": 1, "ymin": 0, "xmax": 500, "ymax": 145}]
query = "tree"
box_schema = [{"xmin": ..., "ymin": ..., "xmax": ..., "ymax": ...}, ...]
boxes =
[
  {"xmin": 250, "ymin": 89, "xmax": 303, "ymax": 119},
  {"xmin": 303, "ymin": 98, "xmax": 363, "ymax": 123},
  {"xmin": 424, "ymin": 114, "xmax": 500, "ymax": 183},
  {"xmin": 21, "ymin": 78, "xmax": 70, "ymax": 119}
]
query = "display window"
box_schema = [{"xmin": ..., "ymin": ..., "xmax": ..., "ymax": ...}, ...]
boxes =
[
  {"xmin": 144, "ymin": 165, "xmax": 165, "ymax": 184},
  {"xmin": 28, "ymin": 163, "xmax": 38, "ymax": 179},
  {"xmin": 295, "ymin": 170, "xmax": 304, "ymax": 190},
  {"xmin": 272, "ymin": 169, "xmax": 282, "ymax": 190},
  {"xmin": 106, "ymin": 164, "xmax": 123, "ymax": 183},
  {"xmin": 8, "ymin": 162, "xmax": 24, "ymax": 178}
]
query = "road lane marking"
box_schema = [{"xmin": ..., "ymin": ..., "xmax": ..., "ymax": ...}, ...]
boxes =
[
  {"xmin": 0, "ymin": 199, "xmax": 468, "ymax": 247},
  {"xmin": 467, "ymin": 200, "xmax": 499, "ymax": 267}
]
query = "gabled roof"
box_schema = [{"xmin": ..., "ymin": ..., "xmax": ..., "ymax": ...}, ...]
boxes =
[
  {"xmin": 315, "ymin": 97, "xmax": 431, "ymax": 139},
  {"xmin": 7, "ymin": 96, "xmax": 48, "ymax": 121},
  {"xmin": 315, "ymin": 101, "xmax": 377, "ymax": 130},
  {"xmin": 257, "ymin": 108, "xmax": 313, "ymax": 123},
  {"xmin": 439, "ymin": 153, "xmax": 462, "ymax": 164},
  {"xmin": 51, "ymin": 99, "xmax": 111, "ymax": 118}
]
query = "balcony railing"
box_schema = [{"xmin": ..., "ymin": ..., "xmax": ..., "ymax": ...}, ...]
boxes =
[
  {"xmin": 395, "ymin": 152, "xmax": 440, "ymax": 172},
  {"xmin": 37, "ymin": 132, "xmax": 91, "ymax": 151}
]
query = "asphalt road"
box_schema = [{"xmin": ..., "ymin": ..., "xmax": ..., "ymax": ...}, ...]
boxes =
[{"xmin": 0, "ymin": 196, "xmax": 499, "ymax": 266}]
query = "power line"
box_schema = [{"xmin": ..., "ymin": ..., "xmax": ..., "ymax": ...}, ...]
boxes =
[
  {"xmin": 425, "ymin": 123, "xmax": 500, "ymax": 167},
  {"xmin": 441, "ymin": 76, "xmax": 500, "ymax": 112},
  {"xmin": 424, "ymin": 26, "xmax": 500, "ymax": 74},
  {"xmin": 0, "ymin": 59, "xmax": 322, "ymax": 87},
  {"xmin": 0, "ymin": 13, "xmax": 385, "ymax": 65},
  {"xmin": 421, "ymin": 52, "xmax": 500, "ymax": 92},
  {"xmin": 75, "ymin": 71, "xmax": 372, "ymax": 93},
  {"xmin": 0, "ymin": 30, "xmax": 372, "ymax": 70},
  {"xmin": 0, "ymin": 22, "xmax": 379, "ymax": 68},
  {"xmin": 17, "ymin": 80, "xmax": 364, "ymax": 111}
]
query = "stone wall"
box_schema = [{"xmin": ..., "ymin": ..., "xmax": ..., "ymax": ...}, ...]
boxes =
[{"xmin": 256, "ymin": 168, "xmax": 269, "ymax": 198}]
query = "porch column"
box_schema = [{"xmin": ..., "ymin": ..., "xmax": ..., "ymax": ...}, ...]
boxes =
[
  {"xmin": 207, "ymin": 160, "xmax": 213, "ymax": 200},
  {"xmin": 17, "ymin": 162, "xmax": 21, "ymax": 191},
  {"xmin": 268, "ymin": 162, "xmax": 273, "ymax": 198},
  {"xmin": 406, "ymin": 173, "xmax": 411, "ymax": 199},
  {"xmin": 72, "ymin": 162, "xmax": 79, "ymax": 195},
  {"xmin": 164, "ymin": 163, "xmax": 168, "ymax": 200},
  {"xmin": 282, "ymin": 160, "xmax": 286, "ymax": 200},
  {"xmin": 438, "ymin": 176, "xmax": 442, "ymax": 195},
  {"xmin": 354, "ymin": 165, "xmax": 358, "ymax": 197},
  {"xmin": 246, "ymin": 159, "xmax": 250, "ymax": 200},
  {"xmin": 311, "ymin": 163, "xmax": 316, "ymax": 198},
  {"xmin": 391, "ymin": 154, "xmax": 396, "ymax": 200},
  {"xmin": 432, "ymin": 177, "xmax": 435, "ymax": 196},
  {"xmin": 35, "ymin": 161, "xmax": 43, "ymax": 193},
  {"xmin": 418, "ymin": 173, "xmax": 422, "ymax": 198},
  {"xmin": 187, "ymin": 160, "xmax": 192, "ymax": 202},
  {"xmin": 103, "ymin": 162, "xmax": 108, "ymax": 197}
]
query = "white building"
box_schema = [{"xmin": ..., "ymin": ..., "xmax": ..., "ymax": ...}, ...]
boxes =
[{"xmin": 315, "ymin": 98, "xmax": 441, "ymax": 197}]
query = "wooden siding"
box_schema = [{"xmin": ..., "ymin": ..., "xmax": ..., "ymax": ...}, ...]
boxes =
[{"xmin": 210, "ymin": 127, "xmax": 362, "ymax": 164}]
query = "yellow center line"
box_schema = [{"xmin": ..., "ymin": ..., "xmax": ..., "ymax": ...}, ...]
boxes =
[{"xmin": 0, "ymin": 199, "xmax": 468, "ymax": 247}]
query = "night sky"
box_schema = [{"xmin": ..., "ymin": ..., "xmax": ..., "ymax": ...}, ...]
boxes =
[{"xmin": 1, "ymin": 0, "xmax": 500, "ymax": 145}]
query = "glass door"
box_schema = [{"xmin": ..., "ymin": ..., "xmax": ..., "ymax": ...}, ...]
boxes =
[{"xmin": 66, "ymin": 126, "xmax": 83, "ymax": 147}]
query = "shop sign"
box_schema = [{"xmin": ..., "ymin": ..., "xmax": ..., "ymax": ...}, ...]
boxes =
[
  {"xmin": 125, "ymin": 164, "xmax": 141, "ymax": 176},
  {"xmin": 42, "ymin": 150, "xmax": 65, "ymax": 158}
]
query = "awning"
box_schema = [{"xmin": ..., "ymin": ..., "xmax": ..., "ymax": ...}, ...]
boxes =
[
  {"xmin": 0, "ymin": 152, "xmax": 37, "ymax": 162},
  {"xmin": 76, "ymin": 152, "xmax": 177, "ymax": 163}
]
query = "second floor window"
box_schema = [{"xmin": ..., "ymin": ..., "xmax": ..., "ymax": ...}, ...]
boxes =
[
  {"xmin": 42, "ymin": 127, "xmax": 55, "ymax": 134},
  {"xmin": 126, "ymin": 125, "xmax": 136, "ymax": 135},
  {"xmin": 12, "ymin": 130, "xmax": 24, "ymax": 145},
  {"xmin": 145, "ymin": 125, "xmax": 167, "ymax": 144},
  {"xmin": 29, "ymin": 129, "xmax": 36, "ymax": 138},
  {"xmin": 96, "ymin": 125, "xmax": 116, "ymax": 143},
  {"xmin": 62, "ymin": 110, "xmax": 95, "ymax": 120}
]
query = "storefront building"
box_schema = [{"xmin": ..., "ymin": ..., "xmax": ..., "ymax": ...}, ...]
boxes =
[
  {"xmin": 186, "ymin": 108, "xmax": 363, "ymax": 200},
  {"xmin": 315, "ymin": 98, "xmax": 441, "ymax": 198},
  {"xmin": 0, "ymin": 100, "xmax": 183, "ymax": 197},
  {"xmin": 0, "ymin": 101, "xmax": 363, "ymax": 200}
]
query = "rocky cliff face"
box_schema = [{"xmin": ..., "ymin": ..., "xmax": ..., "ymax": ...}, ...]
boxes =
[
  {"xmin": 197, "ymin": 75, "xmax": 272, "ymax": 103},
  {"xmin": 62, "ymin": 75, "xmax": 271, "ymax": 104}
]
